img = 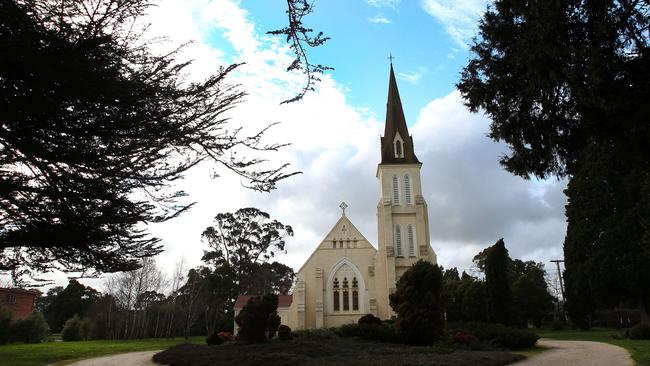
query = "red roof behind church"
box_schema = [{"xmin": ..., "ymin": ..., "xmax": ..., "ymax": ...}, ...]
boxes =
[{"xmin": 234, "ymin": 294, "xmax": 293, "ymax": 309}]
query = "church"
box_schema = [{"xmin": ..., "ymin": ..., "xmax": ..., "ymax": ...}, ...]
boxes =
[{"xmin": 235, "ymin": 64, "xmax": 438, "ymax": 330}]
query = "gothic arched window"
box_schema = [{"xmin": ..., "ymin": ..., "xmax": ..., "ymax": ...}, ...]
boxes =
[
  {"xmin": 342, "ymin": 277, "xmax": 350, "ymax": 311},
  {"xmin": 333, "ymin": 278, "xmax": 340, "ymax": 311},
  {"xmin": 395, "ymin": 225, "xmax": 403, "ymax": 257},
  {"xmin": 408, "ymin": 224, "xmax": 416, "ymax": 257},
  {"xmin": 392, "ymin": 175, "xmax": 400, "ymax": 204},
  {"xmin": 395, "ymin": 140, "xmax": 402, "ymax": 157},
  {"xmin": 404, "ymin": 174, "xmax": 412, "ymax": 204},
  {"xmin": 352, "ymin": 277, "xmax": 359, "ymax": 311}
]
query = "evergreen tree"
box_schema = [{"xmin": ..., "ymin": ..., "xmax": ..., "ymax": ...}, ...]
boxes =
[
  {"xmin": 390, "ymin": 260, "xmax": 445, "ymax": 345},
  {"xmin": 511, "ymin": 261, "xmax": 554, "ymax": 327},
  {"xmin": 44, "ymin": 279, "xmax": 99, "ymax": 333},
  {"xmin": 0, "ymin": 0, "xmax": 294, "ymax": 278},
  {"xmin": 485, "ymin": 239, "xmax": 511, "ymax": 324},
  {"xmin": 458, "ymin": 0, "xmax": 649, "ymax": 326}
]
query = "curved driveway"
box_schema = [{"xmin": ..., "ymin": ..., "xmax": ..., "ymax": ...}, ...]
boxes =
[{"xmin": 513, "ymin": 339, "xmax": 634, "ymax": 366}]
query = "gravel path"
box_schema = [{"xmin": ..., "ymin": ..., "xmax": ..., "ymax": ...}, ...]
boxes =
[
  {"xmin": 64, "ymin": 350, "xmax": 160, "ymax": 366},
  {"xmin": 513, "ymin": 339, "xmax": 634, "ymax": 366}
]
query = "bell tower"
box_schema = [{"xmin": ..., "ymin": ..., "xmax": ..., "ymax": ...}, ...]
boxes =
[{"xmin": 374, "ymin": 63, "xmax": 437, "ymax": 319}]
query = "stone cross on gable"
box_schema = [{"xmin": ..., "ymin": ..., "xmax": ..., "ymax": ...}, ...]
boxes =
[{"xmin": 339, "ymin": 201, "xmax": 348, "ymax": 216}]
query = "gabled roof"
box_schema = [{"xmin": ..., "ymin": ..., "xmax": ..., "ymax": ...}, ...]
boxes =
[
  {"xmin": 380, "ymin": 64, "xmax": 420, "ymax": 164},
  {"xmin": 234, "ymin": 294, "xmax": 293, "ymax": 309}
]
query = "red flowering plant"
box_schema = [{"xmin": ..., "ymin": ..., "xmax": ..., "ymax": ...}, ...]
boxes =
[{"xmin": 453, "ymin": 331, "xmax": 478, "ymax": 345}]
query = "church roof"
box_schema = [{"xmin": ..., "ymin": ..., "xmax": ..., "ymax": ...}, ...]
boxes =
[{"xmin": 380, "ymin": 64, "xmax": 420, "ymax": 164}]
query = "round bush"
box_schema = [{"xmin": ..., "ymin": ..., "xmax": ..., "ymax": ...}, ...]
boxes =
[
  {"xmin": 358, "ymin": 314, "xmax": 382, "ymax": 326},
  {"xmin": 629, "ymin": 323, "xmax": 650, "ymax": 340},
  {"xmin": 62, "ymin": 315, "xmax": 82, "ymax": 341},
  {"xmin": 278, "ymin": 325, "xmax": 292, "ymax": 340},
  {"xmin": 11, "ymin": 312, "xmax": 50, "ymax": 343}
]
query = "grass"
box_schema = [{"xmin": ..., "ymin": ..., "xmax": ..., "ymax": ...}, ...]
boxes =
[
  {"xmin": 539, "ymin": 327, "xmax": 650, "ymax": 366},
  {"xmin": 0, "ymin": 336, "xmax": 204, "ymax": 366},
  {"xmin": 153, "ymin": 337, "xmax": 526, "ymax": 366}
]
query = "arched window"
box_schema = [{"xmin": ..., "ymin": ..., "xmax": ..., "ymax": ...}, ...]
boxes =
[
  {"xmin": 395, "ymin": 140, "xmax": 402, "ymax": 157},
  {"xmin": 408, "ymin": 225, "xmax": 416, "ymax": 257},
  {"xmin": 392, "ymin": 175, "xmax": 400, "ymax": 204},
  {"xmin": 352, "ymin": 277, "xmax": 359, "ymax": 311},
  {"xmin": 333, "ymin": 278, "xmax": 340, "ymax": 311},
  {"xmin": 395, "ymin": 225, "xmax": 403, "ymax": 257},
  {"xmin": 404, "ymin": 174, "xmax": 412, "ymax": 204},
  {"xmin": 332, "ymin": 240, "xmax": 336, "ymax": 248},
  {"xmin": 342, "ymin": 277, "xmax": 350, "ymax": 311}
]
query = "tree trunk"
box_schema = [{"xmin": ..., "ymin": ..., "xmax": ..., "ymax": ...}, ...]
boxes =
[{"xmin": 640, "ymin": 301, "xmax": 650, "ymax": 325}]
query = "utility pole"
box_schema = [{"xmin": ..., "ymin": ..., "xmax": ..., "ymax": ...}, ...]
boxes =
[{"xmin": 550, "ymin": 260, "xmax": 565, "ymax": 300}]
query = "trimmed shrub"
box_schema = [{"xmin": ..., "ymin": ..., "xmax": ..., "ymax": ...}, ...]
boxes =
[
  {"xmin": 278, "ymin": 325, "xmax": 292, "ymax": 340},
  {"xmin": 62, "ymin": 315, "xmax": 82, "ymax": 341},
  {"xmin": 267, "ymin": 312, "xmax": 281, "ymax": 339},
  {"xmin": 79, "ymin": 317, "xmax": 94, "ymax": 340},
  {"xmin": 11, "ymin": 312, "xmax": 50, "ymax": 343},
  {"xmin": 357, "ymin": 323, "xmax": 400, "ymax": 343},
  {"xmin": 292, "ymin": 328, "xmax": 336, "ymax": 340},
  {"xmin": 629, "ymin": 323, "xmax": 650, "ymax": 340},
  {"xmin": 449, "ymin": 322, "xmax": 539, "ymax": 350},
  {"xmin": 334, "ymin": 323, "xmax": 359, "ymax": 338},
  {"xmin": 390, "ymin": 260, "xmax": 445, "ymax": 345},
  {"xmin": 358, "ymin": 314, "xmax": 381, "ymax": 326},
  {"xmin": 0, "ymin": 306, "xmax": 11, "ymax": 345}
]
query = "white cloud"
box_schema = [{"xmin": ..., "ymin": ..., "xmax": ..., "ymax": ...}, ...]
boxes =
[
  {"xmin": 421, "ymin": 0, "xmax": 489, "ymax": 48},
  {"xmin": 366, "ymin": 0, "xmax": 401, "ymax": 9},
  {"xmin": 368, "ymin": 13, "xmax": 392, "ymax": 24},
  {"xmin": 397, "ymin": 66, "xmax": 428, "ymax": 84}
]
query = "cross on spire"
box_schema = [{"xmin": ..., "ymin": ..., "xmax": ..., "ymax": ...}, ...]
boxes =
[
  {"xmin": 339, "ymin": 201, "xmax": 348, "ymax": 216},
  {"xmin": 388, "ymin": 53, "xmax": 395, "ymax": 64}
]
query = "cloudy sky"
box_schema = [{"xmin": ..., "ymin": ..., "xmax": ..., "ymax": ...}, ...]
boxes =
[{"xmin": 41, "ymin": 0, "xmax": 568, "ymax": 290}]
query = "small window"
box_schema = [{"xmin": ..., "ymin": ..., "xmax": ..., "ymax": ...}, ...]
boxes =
[
  {"xmin": 395, "ymin": 225, "xmax": 403, "ymax": 257},
  {"xmin": 392, "ymin": 175, "xmax": 400, "ymax": 204},
  {"xmin": 343, "ymin": 277, "xmax": 349, "ymax": 288},
  {"xmin": 352, "ymin": 277, "xmax": 358, "ymax": 288},
  {"xmin": 343, "ymin": 290, "xmax": 349, "ymax": 311},
  {"xmin": 408, "ymin": 225, "xmax": 416, "ymax": 257},
  {"xmin": 404, "ymin": 175, "xmax": 412, "ymax": 204},
  {"xmin": 332, "ymin": 240, "xmax": 336, "ymax": 248},
  {"xmin": 333, "ymin": 291, "xmax": 340, "ymax": 311},
  {"xmin": 333, "ymin": 278, "xmax": 339, "ymax": 289},
  {"xmin": 352, "ymin": 290, "xmax": 359, "ymax": 311},
  {"xmin": 7, "ymin": 294, "xmax": 16, "ymax": 304},
  {"xmin": 395, "ymin": 140, "xmax": 402, "ymax": 157}
]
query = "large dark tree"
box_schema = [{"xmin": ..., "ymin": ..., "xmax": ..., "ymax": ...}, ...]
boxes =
[
  {"xmin": 485, "ymin": 239, "xmax": 511, "ymax": 325},
  {"xmin": 0, "ymin": 0, "xmax": 295, "ymax": 278},
  {"xmin": 510, "ymin": 260, "xmax": 554, "ymax": 327},
  {"xmin": 459, "ymin": 0, "xmax": 649, "ymax": 325}
]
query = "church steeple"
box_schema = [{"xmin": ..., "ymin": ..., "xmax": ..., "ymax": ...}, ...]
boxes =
[{"xmin": 380, "ymin": 64, "xmax": 420, "ymax": 164}]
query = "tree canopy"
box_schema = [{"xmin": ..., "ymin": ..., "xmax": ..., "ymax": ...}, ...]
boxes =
[{"xmin": 0, "ymin": 0, "xmax": 295, "ymax": 278}]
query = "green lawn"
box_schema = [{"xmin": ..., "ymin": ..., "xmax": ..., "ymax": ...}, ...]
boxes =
[
  {"xmin": 539, "ymin": 328, "xmax": 650, "ymax": 366},
  {"xmin": 0, "ymin": 337, "xmax": 204, "ymax": 366}
]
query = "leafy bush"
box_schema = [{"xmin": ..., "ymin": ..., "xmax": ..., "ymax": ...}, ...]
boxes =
[
  {"xmin": 452, "ymin": 331, "xmax": 477, "ymax": 345},
  {"xmin": 292, "ymin": 328, "xmax": 336, "ymax": 340},
  {"xmin": 0, "ymin": 306, "xmax": 11, "ymax": 345},
  {"xmin": 358, "ymin": 314, "xmax": 381, "ymax": 326},
  {"xmin": 629, "ymin": 323, "xmax": 650, "ymax": 340},
  {"xmin": 235, "ymin": 294, "xmax": 280, "ymax": 343},
  {"xmin": 449, "ymin": 322, "xmax": 539, "ymax": 350},
  {"xmin": 62, "ymin": 315, "xmax": 82, "ymax": 341},
  {"xmin": 389, "ymin": 260, "xmax": 445, "ymax": 345},
  {"xmin": 11, "ymin": 312, "xmax": 50, "ymax": 343},
  {"xmin": 278, "ymin": 325, "xmax": 292, "ymax": 340},
  {"xmin": 206, "ymin": 332, "xmax": 224, "ymax": 345}
]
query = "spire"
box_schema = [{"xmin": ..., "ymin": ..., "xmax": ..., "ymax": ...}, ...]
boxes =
[{"xmin": 380, "ymin": 64, "xmax": 419, "ymax": 164}]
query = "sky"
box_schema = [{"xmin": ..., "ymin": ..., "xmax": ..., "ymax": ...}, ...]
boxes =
[{"xmin": 34, "ymin": 0, "xmax": 568, "ymax": 291}]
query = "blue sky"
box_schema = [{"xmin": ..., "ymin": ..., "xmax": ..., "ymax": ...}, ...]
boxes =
[{"xmin": 208, "ymin": 0, "xmax": 485, "ymax": 124}]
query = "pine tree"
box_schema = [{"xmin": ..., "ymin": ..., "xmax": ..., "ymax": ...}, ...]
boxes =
[{"xmin": 485, "ymin": 239, "xmax": 511, "ymax": 325}]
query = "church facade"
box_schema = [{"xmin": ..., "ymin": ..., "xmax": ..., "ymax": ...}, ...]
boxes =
[{"xmin": 234, "ymin": 65, "xmax": 437, "ymax": 330}]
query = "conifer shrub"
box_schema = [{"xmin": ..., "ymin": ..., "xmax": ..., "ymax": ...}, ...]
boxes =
[
  {"xmin": 277, "ymin": 325, "xmax": 292, "ymax": 340},
  {"xmin": 389, "ymin": 260, "xmax": 445, "ymax": 345},
  {"xmin": 358, "ymin": 314, "xmax": 382, "ymax": 326},
  {"xmin": 629, "ymin": 323, "xmax": 650, "ymax": 340},
  {"xmin": 235, "ymin": 294, "xmax": 280, "ymax": 343}
]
